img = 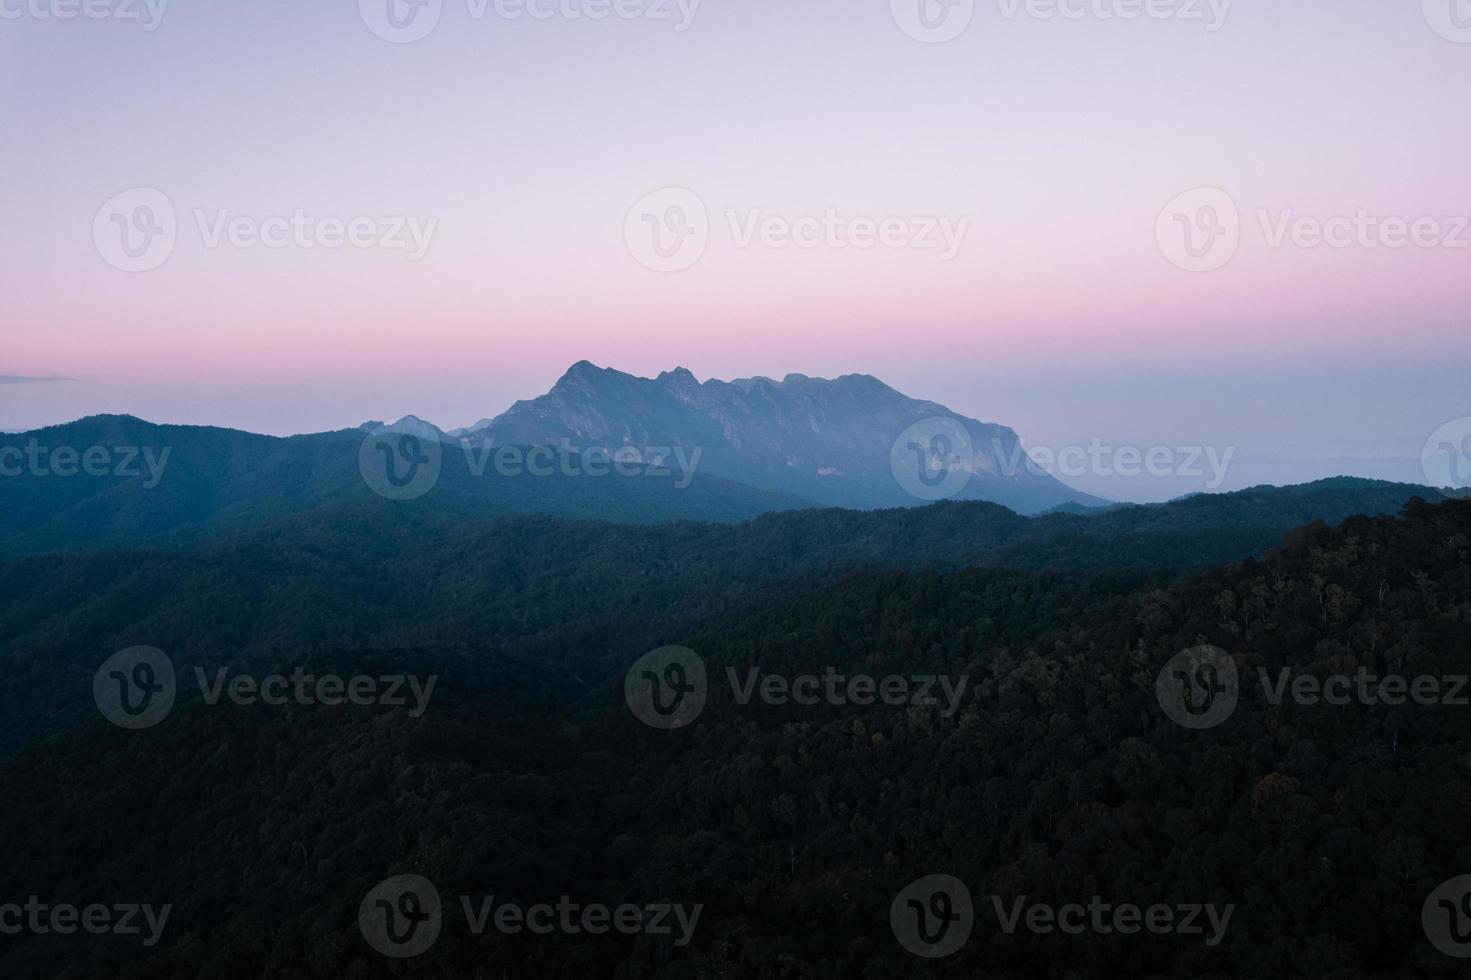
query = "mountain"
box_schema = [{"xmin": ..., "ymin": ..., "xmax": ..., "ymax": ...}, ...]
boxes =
[
  {"xmin": 2, "ymin": 393, "xmax": 1456, "ymax": 564},
  {"xmin": 364, "ymin": 414, "xmax": 450, "ymax": 439},
  {"xmin": 463, "ymin": 361, "xmax": 1107, "ymax": 514},
  {"xmin": 0, "ymin": 415, "xmax": 811, "ymax": 557},
  {"xmin": 0, "ymin": 359, "xmax": 1116, "ymax": 557}
]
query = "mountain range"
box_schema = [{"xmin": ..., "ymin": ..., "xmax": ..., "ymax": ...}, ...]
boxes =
[
  {"xmin": 449, "ymin": 361, "xmax": 1105, "ymax": 513},
  {"xmin": 0, "ymin": 363, "xmax": 1110, "ymax": 557},
  {"xmin": 3, "ymin": 363, "xmax": 1460, "ymax": 560}
]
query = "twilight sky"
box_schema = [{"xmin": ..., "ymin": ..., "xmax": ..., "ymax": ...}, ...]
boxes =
[{"xmin": 2, "ymin": 0, "xmax": 1468, "ymax": 499}]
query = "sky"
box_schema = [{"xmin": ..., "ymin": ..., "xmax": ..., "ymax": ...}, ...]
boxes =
[{"xmin": 1, "ymin": 0, "xmax": 1468, "ymax": 499}]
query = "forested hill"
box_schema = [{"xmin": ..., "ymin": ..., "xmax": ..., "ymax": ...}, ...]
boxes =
[
  {"xmin": 1, "ymin": 498, "xmax": 1467, "ymax": 977},
  {"xmin": 0, "ymin": 414, "xmax": 812, "ymax": 558},
  {"xmin": 0, "ymin": 413, "xmax": 1455, "ymax": 560},
  {"xmin": 0, "ymin": 478, "xmax": 1451, "ymax": 760}
]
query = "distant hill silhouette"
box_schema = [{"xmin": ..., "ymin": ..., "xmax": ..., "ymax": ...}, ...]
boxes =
[{"xmin": 0, "ymin": 414, "xmax": 811, "ymax": 557}]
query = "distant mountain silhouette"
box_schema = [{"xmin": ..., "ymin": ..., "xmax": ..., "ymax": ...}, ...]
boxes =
[
  {"xmin": 461, "ymin": 361, "xmax": 1106, "ymax": 513},
  {"xmin": 3, "ymin": 369, "xmax": 1458, "ymax": 559},
  {"xmin": 0, "ymin": 414, "xmax": 810, "ymax": 557}
]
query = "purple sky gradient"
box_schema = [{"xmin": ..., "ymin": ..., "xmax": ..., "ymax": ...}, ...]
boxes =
[{"xmin": 2, "ymin": 0, "xmax": 1468, "ymax": 495}]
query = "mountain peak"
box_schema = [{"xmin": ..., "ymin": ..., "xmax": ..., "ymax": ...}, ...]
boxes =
[
  {"xmin": 362, "ymin": 415, "xmax": 448, "ymax": 440},
  {"xmin": 658, "ymin": 366, "xmax": 697, "ymax": 382},
  {"xmin": 560, "ymin": 359, "xmax": 606, "ymax": 381}
]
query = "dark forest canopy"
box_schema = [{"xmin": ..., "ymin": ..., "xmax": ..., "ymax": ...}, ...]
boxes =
[
  {"xmin": 1, "ymin": 496, "xmax": 1468, "ymax": 977},
  {"xmin": 0, "ymin": 478, "xmax": 1449, "ymax": 758}
]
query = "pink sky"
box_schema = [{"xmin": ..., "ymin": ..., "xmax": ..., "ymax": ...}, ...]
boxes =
[{"xmin": 1, "ymin": 0, "xmax": 1467, "ymax": 465}]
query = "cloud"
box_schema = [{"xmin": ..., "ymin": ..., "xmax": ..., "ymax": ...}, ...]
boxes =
[{"xmin": 0, "ymin": 376, "xmax": 68, "ymax": 384}]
